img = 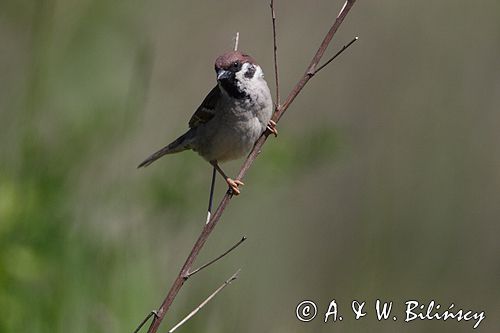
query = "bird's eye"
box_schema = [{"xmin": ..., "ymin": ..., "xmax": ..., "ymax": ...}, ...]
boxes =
[{"xmin": 232, "ymin": 61, "xmax": 239, "ymax": 68}]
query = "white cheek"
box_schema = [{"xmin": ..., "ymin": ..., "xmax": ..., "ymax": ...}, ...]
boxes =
[
  {"xmin": 255, "ymin": 65, "xmax": 264, "ymax": 79},
  {"xmin": 236, "ymin": 64, "xmax": 264, "ymax": 85},
  {"xmin": 235, "ymin": 63, "xmax": 250, "ymax": 82}
]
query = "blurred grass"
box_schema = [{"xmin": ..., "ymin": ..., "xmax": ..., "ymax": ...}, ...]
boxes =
[{"xmin": 1, "ymin": 1, "xmax": 499, "ymax": 333}]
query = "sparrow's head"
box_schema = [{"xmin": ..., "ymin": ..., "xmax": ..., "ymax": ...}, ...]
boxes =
[{"xmin": 214, "ymin": 51, "xmax": 265, "ymax": 99}]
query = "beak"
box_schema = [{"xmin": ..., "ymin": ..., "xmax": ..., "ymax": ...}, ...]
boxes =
[{"xmin": 217, "ymin": 69, "xmax": 231, "ymax": 81}]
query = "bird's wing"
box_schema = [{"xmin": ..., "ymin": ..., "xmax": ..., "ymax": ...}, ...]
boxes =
[{"xmin": 188, "ymin": 85, "xmax": 221, "ymax": 128}]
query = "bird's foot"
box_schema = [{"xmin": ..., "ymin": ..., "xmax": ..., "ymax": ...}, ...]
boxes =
[
  {"xmin": 226, "ymin": 178, "xmax": 244, "ymax": 195},
  {"xmin": 266, "ymin": 120, "xmax": 278, "ymax": 137}
]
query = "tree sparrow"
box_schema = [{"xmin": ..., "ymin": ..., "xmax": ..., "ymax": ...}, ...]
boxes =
[{"xmin": 138, "ymin": 51, "xmax": 277, "ymax": 195}]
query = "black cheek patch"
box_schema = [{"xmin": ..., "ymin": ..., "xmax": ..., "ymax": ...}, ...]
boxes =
[{"xmin": 244, "ymin": 65, "xmax": 256, "ymax": 79}]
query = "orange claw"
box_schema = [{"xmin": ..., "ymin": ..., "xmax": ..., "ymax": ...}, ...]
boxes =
[
  {"xmin": 267, "ymin": 120, "xmax": 278, "ymax": 137},
  {"xmin": 226, "ymin": 178, "xmax": 244, "ymax": 195}
]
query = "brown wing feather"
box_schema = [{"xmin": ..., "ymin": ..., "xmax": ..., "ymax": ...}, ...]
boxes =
[{"xmin": 188, "ymin": 85, "xmax": 221, "ymax": 128}]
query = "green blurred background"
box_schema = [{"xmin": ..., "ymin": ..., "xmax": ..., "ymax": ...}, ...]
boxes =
[{"xmin": 1, "ymin": 0, "xmax": 499, "ymax": 332}]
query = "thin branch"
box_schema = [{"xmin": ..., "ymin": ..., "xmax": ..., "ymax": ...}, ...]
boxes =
[
  {"xmin": 168, "ymin": 270, "xmax": 241, "ymax": 333},
  {"xmin": 270, "ymin": 0, "xmax": 280, "ymax": 107},
  {"xmin": 143, "ymin": 2, "xmax": 357, "ymax": 332},
  {"xmin": 145, "ymin": 194, "xmax": 232, "ymax": 333},
  {"xmin": 278, "ymin": 0, "xmax": 357, "ymax": 117},
  {"xmin": 234, "ymin": 32, "xmax": 240, "ymax": 51},
  {"xmin": 186, "ymin": 237, "xmax": 247, "ymax": 279},
  {"xmin": 313, "ymin": 36, "xmax": 358, "ymax": 75}
]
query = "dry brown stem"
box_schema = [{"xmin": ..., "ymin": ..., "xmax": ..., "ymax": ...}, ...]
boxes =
[{"xmin": 140, "ymin": 1, "xmax": 358, "ymax": 332}]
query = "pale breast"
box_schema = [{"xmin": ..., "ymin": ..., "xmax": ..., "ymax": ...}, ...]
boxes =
[{"xmin": 193, "ymin": 101, "xmax": 267, "ymax": 162}]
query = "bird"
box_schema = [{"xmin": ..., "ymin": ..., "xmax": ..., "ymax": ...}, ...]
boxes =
[{"xmin": 138, "ymin": 50, "xmax": 277, "ymax": 195}]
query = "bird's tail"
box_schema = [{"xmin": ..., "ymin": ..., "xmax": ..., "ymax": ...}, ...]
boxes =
[{"xmin": 138, "ymin": 129, "xmax": 195, "ymax": 168}]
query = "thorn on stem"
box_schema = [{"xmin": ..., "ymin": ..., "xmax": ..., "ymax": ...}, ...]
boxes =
[{"xmin": 133, "ymin": 310, "xmax": 160, "ymax": 333}]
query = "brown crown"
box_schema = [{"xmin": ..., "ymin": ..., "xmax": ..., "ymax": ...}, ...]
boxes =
[{"xmin": 215, "ymin": 51, "xmax": 256, "ymax": 70}]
